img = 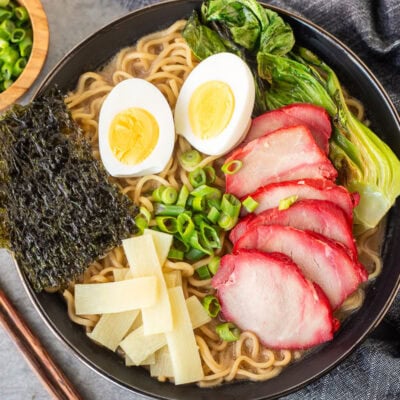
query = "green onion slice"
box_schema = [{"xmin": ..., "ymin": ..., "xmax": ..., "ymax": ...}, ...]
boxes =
[
  {"xmin": 154, "ymin": 203, "xmax": 185, "ymax": 217},
  {"xmin": 208, "ymin": 256, "xmax": 221, "ymax": 275},
  {"xmin": 185, "ymin": 247, "xmax": 207, "ymax": 261},
  {"xmin": 191, "ymin": 184, "xmax": 222, "ymax": 201},
  {"xmin": 15, "ymin": 6, "xmax": 29, "ymax": 22},
  {"xmin": 207, "ymin": 206, "xmax": 220, "ymax": 224},
  {"xmin": 176, "ymin": 184, "xmax": 189, "ymax": 207},
  {"xmin": 278, "ymin": 195, "xmax": 298, "ymax": 211},
  {"xmin": 204, "ymin": 166, "xmax": 216, "ymax": 184},
  {"xmin": 167, "ymin": 247, "xmax": 184, "ymax": 260},
  {"xmin": 221, "ymin": 160, "xmax": 243, "ymax": 175},
  {"xmin": 177, "ymin": 212, "xmax": 195, "ymax": 241},
  {"xmin": 202, "ymin": 295, "xmax": 220, "ymax": 318},
  {"xmin": 216, "ymin": 323, "xmax": 240, "ymax": 342},
  {"xmin": 179, "ymin": 149, "xmax": 202, "ymax": 169},
  {"xmin": 220, "ymin": 193, "xmax": 241, "ymax": 218},
  {"xmin": 242, "ymin": 196, "xmax": 259, "ymax": 213},
  {"xmin": 161, "ymin": 186, "xmax": 178, "ymax": 205},
  {"xmin": 155, "ymin": 216, "xmax": 178, "ymax": 234},
  {"xmin": 189, "ymin": 167, "xmax": 207, "ymax": 188},
  {"xmin": 196, "ymin": 265, "xmax": 211, "ymax": 280}
]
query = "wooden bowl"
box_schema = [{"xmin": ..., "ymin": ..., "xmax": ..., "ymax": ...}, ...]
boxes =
[{"xmin": 0, "ymin": 0, "xmax": 49, "ymax": 110}]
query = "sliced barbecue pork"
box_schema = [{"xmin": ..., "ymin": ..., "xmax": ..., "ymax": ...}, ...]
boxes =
[
  {"xmin": 233, "ymin": 226, "xmax": 368, "ymax": 309},
  {"xmin": 230, "ymin": 199, "xmax": 357, "ymax": 258},
  {"xmin": 245, "ymin": 104, "xmax": 331, "ymax": 153},
  {"xmin": 212, "ymin": 250, "xmax": 338, "ymax": 350},
  {"xmin": 225, "ymin": 125, "xmax": 337, "ymax": 199},
  {"xmin": 241, "ymin": 179, "xmax": 358, "ymax": 220}
]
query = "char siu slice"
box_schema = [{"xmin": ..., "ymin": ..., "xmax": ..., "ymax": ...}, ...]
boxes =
[
  {"xmin": 212, "ymin": 250, "xmax": 338, "ymax": 350},
  {"xmin": 230, "ymin": 199, "xmax": 357, "ymax": 258},
  {"xmin": 225, "ymin": 126, "xmax": 337, "ymax": 199},
  {"xmin": 233, "ymin": 226, "xmax": 368, "ymax": 309},
  {"xmin": 241, "ymin": 179, "xmax": 358, "ymax": 220},
  {"xmin": 245, "ymin": 104, "xmax": 331, "ymax": 154}
]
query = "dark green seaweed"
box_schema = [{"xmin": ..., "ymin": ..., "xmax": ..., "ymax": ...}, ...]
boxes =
[{"xmin": 0, "ymin": 90, "xmax": 138, "ymax": 292}]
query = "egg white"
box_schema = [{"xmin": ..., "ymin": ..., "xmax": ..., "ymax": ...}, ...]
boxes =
[
  {"xmin": 98, "ymin": 78, "xmax": 175, "ymax": 177},
  {"xmin": 174, "ymin": 52, "xmax": 255, "ymax": 156}
]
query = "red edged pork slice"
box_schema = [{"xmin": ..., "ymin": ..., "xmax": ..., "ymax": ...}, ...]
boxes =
[
  {"xmin": 245, "ymin": 104, "xmax": 331, "ymax": 154},
  {"xmin": 212, "ymin": 250, "xmax": 338, "ymax": 350},
  {"xmin": 230, "ymin": 199, "xmax": 357, "ymax": 258},
  {"xmin": 233, "ymin": 226, "xmax": 368, "ymax": 309},
  {"xmin": 225, "ymin": 126, "xmax": 337, "ymax": 199},
  {"xmin": 241, "ymin": 179, "xmax": 358, "ymax": 220}
]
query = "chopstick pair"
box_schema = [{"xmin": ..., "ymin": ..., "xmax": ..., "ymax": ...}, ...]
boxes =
[{"xmin": 0, "ymin": 288, "xmax": 82, "ymax": 400}]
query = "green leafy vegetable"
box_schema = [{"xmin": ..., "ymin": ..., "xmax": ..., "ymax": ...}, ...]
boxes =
[
  {"xmin": 0, "ymin": 90, "xmax": 138, "ymax": 292},
  {"xmin": 183, "ymin": 0, "xmax": 294, "ymax": 115}
]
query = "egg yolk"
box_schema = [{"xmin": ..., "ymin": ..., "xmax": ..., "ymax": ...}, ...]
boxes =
[
  {"xmin": 109, "ymin": 107, "xmax": 159, "ymax": 165},
  {"xmin": 189, "ymin": 81, "xmax": 234, "ymax": 139}
]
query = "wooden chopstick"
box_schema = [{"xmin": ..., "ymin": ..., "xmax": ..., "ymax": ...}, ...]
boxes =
[{"xmin": 0, "ymin": 288, "xmax": 83, "ymax": 400}]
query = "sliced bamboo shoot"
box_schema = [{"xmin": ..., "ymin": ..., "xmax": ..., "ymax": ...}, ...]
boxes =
[
  {"xmin": 123, "ymin": 235, "xmax": 173, "ymax": 334},
  {"xmin": 87, "ymin": 310, "xmax": 139, "ymax": 351},
  {"xmin": 144, "ymin": 229, "xmax": 173, "ymax": 265},
  {"xmin": 74, "ymin": 277, "xmax": 158, "ymax": 315},
  {"xmin": 163, "ymin": 270, "xmax": 182, "ymax": 289},
  {"xmin": 166, "ymin": 287, "xmax": 204, "ymax": 384},
  {"xmin": 150, "ymin": 346, "xmax": 174, "ymax": 378}
]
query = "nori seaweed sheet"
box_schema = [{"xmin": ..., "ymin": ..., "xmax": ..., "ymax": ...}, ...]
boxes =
[{"xmin": 0, "ymin": 89, "xmax": 138, "ymax": 292}]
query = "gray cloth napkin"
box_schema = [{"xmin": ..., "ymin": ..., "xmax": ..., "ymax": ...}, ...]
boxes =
[{"xmin": 121, "ymin": 1, "xmax": 400, "ymax": 398}]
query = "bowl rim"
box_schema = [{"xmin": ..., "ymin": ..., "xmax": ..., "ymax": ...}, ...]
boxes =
[
  {"xmin": 0, "ymin": 0, "xmax": 49, "ymax": 111},
  {"xmin": 21, "ymin": 0, "xmax": 400, "ymax": 399}
]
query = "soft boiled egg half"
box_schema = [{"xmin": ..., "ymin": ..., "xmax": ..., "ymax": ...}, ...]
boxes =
[
  {"xmin": 98, "ymin": 78, "xmax": 175, "ymax": 177},
  {"xmin": 174, "ymin": 52, "xmax": 255, "ymax": 156}
]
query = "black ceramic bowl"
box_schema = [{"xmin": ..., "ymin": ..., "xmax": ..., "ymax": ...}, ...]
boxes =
[{"xmin": 21, "ymin": 1, "xmax": 400, "ymax": 399}]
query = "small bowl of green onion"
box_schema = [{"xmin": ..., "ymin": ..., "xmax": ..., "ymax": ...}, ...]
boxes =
[{"xmin": 0, "ymin": 0, "xmax": 48, "ymax": 110}]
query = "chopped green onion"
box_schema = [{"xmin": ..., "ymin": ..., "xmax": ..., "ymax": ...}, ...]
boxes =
[
  {"xmin": 15, "ymin": 6, "xmax": 29, "ymax": 22},
  {"xmin": 216, "ymin": 323, "xmax": 240, "ymax": 342},
  {"xmin": 196, "ymin": 265, "xmax": 211, "ymax": 280},
  {"xmin": 221, "ymin": 193, "xmax": 241, "ymax": 218},
  {"xmin": 278, "ymin": 195, "xmax": 298, "ymax": 210},
  {"xmin": 176, "ymin": 184, "xmax": 189, "ymax": 207},
  {"xmin": 0, "ymin": 9, "xmax": 11, "ymax": 24},
  {"xmin": 167, "ymin": 247, "xmax": 184, "ymax": 260},
  {"xmin": 192, "ymin": 196, "xmax": 206, "ymax": 211},
  {"xmin": 12, "ymin": 56, "xmax": 25, "ymax": 77},
  {"xmin": 208, "ymin": 256, "xmax": 220, "ymax": 275},
  {"xmin": 185, "ymin": 247, "xmax": 207, "ymax": 261},
  {"xmin": 161, "ymin": 186, "xmax": 178, "ymax": 205},
  {"xmin": 191, "ymin": 184, "xmax": 222, "ymax": 200},
  {"xmin": 173, "ymin": 236, "xmax": 190, "ymax": 253},
  {"xmin": 152, "ymin": 185, "xmax": 166, "ymax": 202},
  {"xmin": 155, "ymin": 216, "xmax": 178, "ymax": 234},
  {"xmin": 207, "ymin": 206, "xmax": 220, "ymax": 224},
  {"xmin": 10, "ymin": 28, "xmax": 25, "ymax": 43},
  {"xmin": 221, "ymin": 160, "xmax": 243, "ymax": 175},
  {"xmin": 204, "ymin": 166, "xmax": 216, "ymax": 184},
  {"xmin": 139, "ymin": 206, "xmax": 151, "ymax": 223},
  {"xmin": 189, "ymin": 231, "xmax": 213, "ymax": 255},
  {"xmin": 218, "ymin": 212, "xmax": 236, "ymax": 231},
  {"xmin": 199, "ymin": 221, "xmax": 220, "ymax": 249},
  {"xmin": 179, "ymin": 149, "xmax": 202, "ymax": 169},
  {"xmin": 154, "ymin": 203, "xmax": 185, "ymax": 217},
  {"xmin": 2, "ymin": 78, "xmax": 12, "ymax": 89},
  {"xmin": 0, "ymin": 37, "xmax": 8, "ymax": 50},
  {"xmin": 18, "ymin": 35, "xmax": 31, "ymax": 57},
  {"xmin": 0, "ymin": 1, "xmax": 10, "ymax": 8},
  {"xmin": 189, "ymin": 167, "xmax": 207, "ymax": 188},
  {"xmin": 242, "ymin": 196, "xmax": 259, "ymax": 213},
  {"xmin": 177, "ymin": 212, "xmax": 195, "ymax": 241},
  {"xmin": 202, "ymin": 295, "xmax": 220, "ymax": 318},
  {"xmin": 1, "ymin": 62, "xmax": 12, "ymax": 80},
  {"xmin": 0, "ymin": 45, "xmax": 18, "ymax": 64},
  {"xmin": 134, "ymin": 215, "xmax": 148, "ymax": 233},
  {"xmin": 0, "ymin": 19, "xmax": 15, "ymax": 39}
]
